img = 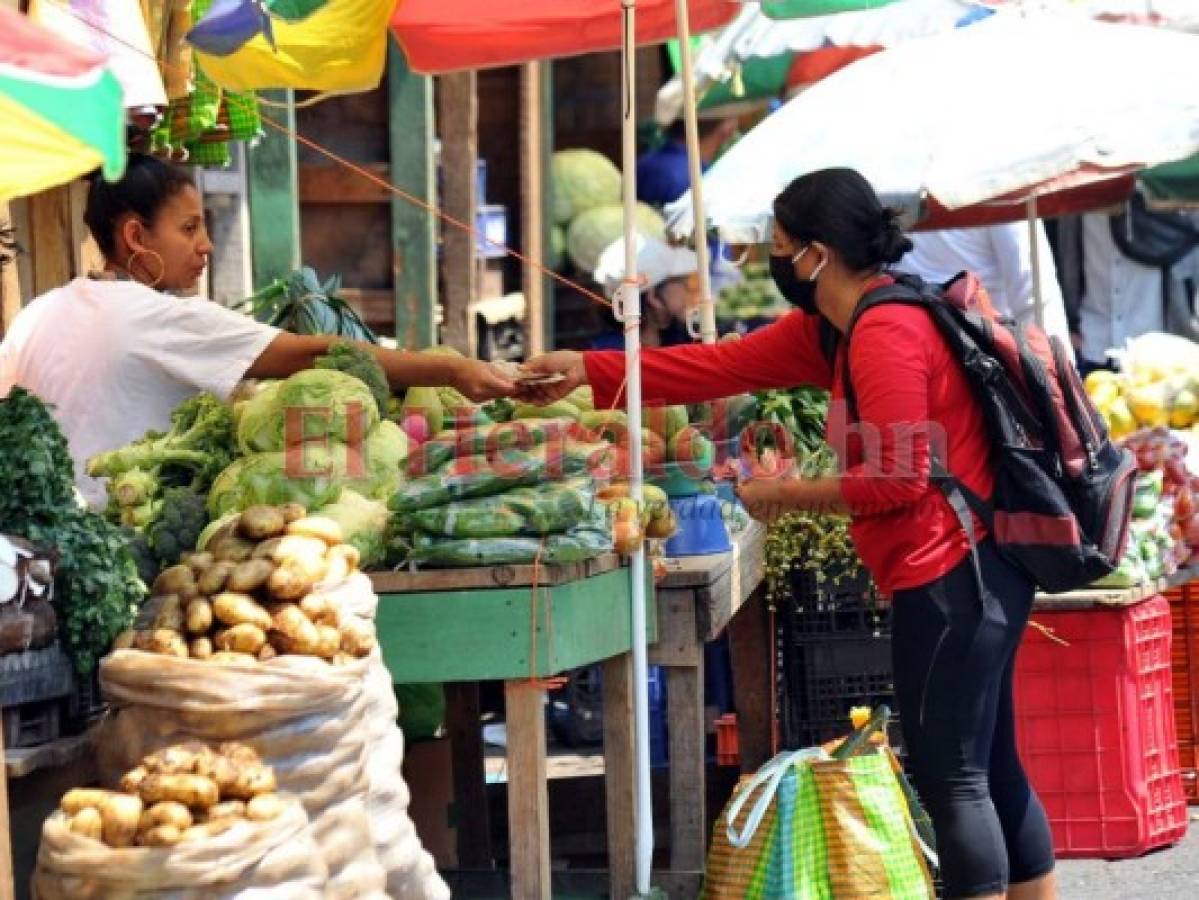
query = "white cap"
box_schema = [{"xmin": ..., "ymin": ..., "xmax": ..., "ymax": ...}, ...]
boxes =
[{"xmin": 593, "ymin": 234, "xmax": 741, "ymax": 299}]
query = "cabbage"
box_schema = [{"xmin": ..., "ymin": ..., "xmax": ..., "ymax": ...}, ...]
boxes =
[
  {"xmin": 566, "ymin": 203, "xmax": 665, "ymax": 275},
  {"xmin": 315, "ymin": 489, "xmax": 391, "ymax": 568},
  {"xmin": 551, "ymin": 149, "xmax": 622, "ymax": 225},
  {"xmin": 360, "ymin": 419, "xmax": 409, "ymax": 500},
  {"xmin": 236, "ymin": 369, "xmax": 379, "ymax": 454},
  {"xmin": 207, "ymin": 449, "xmax": 346, "ymax": 517}
]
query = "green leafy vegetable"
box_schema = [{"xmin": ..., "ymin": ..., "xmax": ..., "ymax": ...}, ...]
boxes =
[
  {"xmin": 314, "ymin": 340, "xmax": 390, "ymax": 418},
  {"xmin": 0, "ymin": 388, "xmax": 142, "ymax": 673},
  {"xmin": 245, "ymin": 267, "xmax": 378, "ymax": 343},
  {"xmin": 235, "ymin": 369, "xmax": 379, "ymax": 455},
  {"xmin": 315, "ymin": 489, "xmax": 391, "ymax": 568}
]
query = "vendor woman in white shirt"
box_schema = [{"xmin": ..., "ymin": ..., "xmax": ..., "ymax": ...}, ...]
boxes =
[{"xmin": 0, "ymin": 154, "xmax": 516, "ymax": 508}]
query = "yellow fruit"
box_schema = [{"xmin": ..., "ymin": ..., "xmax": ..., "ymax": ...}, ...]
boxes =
[
  {"xmin": 850, "ymin": 707, "xmax": 872, "ymax": 730},
  {"xmin": 1084, "ymin": 369, "xmax": 1119, "ymax": 393},
  {"xmin": 1170, "ymin": 389, "xmax": 1198, "ymax": 429},
  {"xmin": 1125, "ymin": 384, "xmax": 1170, "ymax": 428},
  {"xmin": 1088, "ymin": 382, "xmax": 1122, "ymax": 409},
  {"xmin": 1106, "ymin": 398, "xmax": 1137, "ymax": 440}
]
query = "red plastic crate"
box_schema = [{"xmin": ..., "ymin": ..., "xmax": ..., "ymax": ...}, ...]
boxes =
[
  {"xmin": 1013, "ymin": 594, "xmax": 1188, "ymax": 859},
  {"xmin": 1164, "ymin": 581, "xmax": 1199, "ymax": 801}
]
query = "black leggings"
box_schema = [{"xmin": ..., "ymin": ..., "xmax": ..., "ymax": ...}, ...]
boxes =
[{"xmin": 892, "ymin": 539, "xmax": 1055, "ymax": 898}]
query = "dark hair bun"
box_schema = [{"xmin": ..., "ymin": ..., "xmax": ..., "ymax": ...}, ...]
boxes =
[{"xmin": 870, "ymin": 208, "xmax": 912, "ymax": 266}]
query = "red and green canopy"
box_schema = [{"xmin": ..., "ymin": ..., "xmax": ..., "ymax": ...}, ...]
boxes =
[{"xmin": 0, "ymin": 7, "xmax": 125, "ymax": 201}]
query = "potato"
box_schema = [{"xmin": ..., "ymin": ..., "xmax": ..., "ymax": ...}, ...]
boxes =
[
  {"xmin": 137, "ymin": 824, "xmax": 182, "ymax": 847},
  {"xmin": 152, "ymin": 566, "xmax": 197, "ymax": 600},
  {"xmin": 185, "ymin": 598, "xmax": 213, "ymax": 635},
  {"xmin": 251, "ymin": 537, "xmax": 284, "ymax": 560},
  {"xmin": 205, "ymin": 800, "xmax": 246, "ymax": 821},
  {"xmin": 270, "ymin": 604, "xmax": 321, "ymax": 656},
  {"xmin": 224, "ymin": 765, "xmax": 277, "ymax": 800},
  {"xmin": 245, "ymin": 793, "xmax": 284, "ymax": 822},
  {"xmin": 256, "ymin": 642, "xmax": 277, "ymax": 662},
  {"xmin": 181, "ymin": 552, "xmax": 215, "ymax": 575},
  {"xmin": 99, "ymin": 793, "xmax": 144, "ymax": 848},
  {"xmin": 279, "ymin": 503, "xmax": 307, "ymax": 524},
  {"xmin": 147, "ymin": 629, "xmax": 188, "ymax": 658},
  {"xmin": 212, "ymin": 592, "xmax": 272, "ymax": 630},
  {"xmin": 61, "ymin": 789, "xmax": 115, "ymax": 816},
  {"xmin": 300, "ymin": 593, "xmax": 339, "ymax": 628},
  {"xmin": 327, "ymin": 543, "xmax": 360, "ymax": 573},
  {"xmin": 139, "ymin": 774, "xmax": 219, "ymax": 809},
  {"xmin": 119, "ymin": 766, "xmax": 149, "ymax": 794},
  {"xmin": 339, "ymin": 618, "xmax": 376, "ymax": 658},
  {"xmin": 152, "ymin": 594, "xmax": 185, "ymax": 632},
  {"xmin": 214, "ymin": 623, "xmax": 267, "ymax": 655},
  {"xmin": 239, "ymin": 505, "xmax": 287, "ymax": 541},
  {"xmin": 286, "ymin": 516, "xmax": 343, "ymax": 546},
  {"xmin": 218, "ymin": 742, "xmax": 261, "ymax": 765},
  {"xmin": 209, "ymin": 532, "xmax": 255, "ymax": 564},
  {"xmin": 197, "ymin": 560, "xmax": 236, "ymax": 596},
  {"xmin": 112, "ymin": 630, "xmax": 136, "ymax": 651},
  {"xmin": 273, "ymin": 535, "xmax": 330, "ymax": 576},
  {"xmin": 189, "ymin": 637, "xmax": 213, "ymax": 660},
  {"xmin": 144, "ymin": 745, "xmax": 200, "ymax": 775},
  {"xmin": 206, "ymin": 757, "xmax": 239, "ymax": 795},
  {"xmin": 68, "ymin": 807, "xmax": 103, "ymax": 841},
  {"xmin": 226, "ymin": 559, "xmax": 275, "ymax": 594},
  {"xmin": 266, "ymin": 562, "xmax": 314, "ymax": 602},
  {"xmin": 314, "ymin": 624, "xmax": 341, "ymax": 660},
  {"xmin": 322, "ymin": 550, "xmax": 351, "ymax": 586},
  {"xmin": 181, "ymin": 818, "xmax": 236, "ymax": 842},
  {"xmin": 139, "ymin": 801, "xmax": 192, "ymax": 832},
  {"xmin": 209, "ymin": 651, "xmax": 257, "ymax": 665}
]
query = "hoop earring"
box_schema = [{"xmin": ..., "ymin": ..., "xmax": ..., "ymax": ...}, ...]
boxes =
[{"xmin": 125, "ymin": 249, "xmax": 166, "ymax": 289}]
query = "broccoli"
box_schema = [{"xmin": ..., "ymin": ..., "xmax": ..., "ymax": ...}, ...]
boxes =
[
  {"xmin": 121, "ymin": 526, "xmax": 159, "ymax": 585},
  {"xmin": 87, "ymin": 392, "xmax": 235, "ymax": 491},
  {"xmin": 314, "ymin": 341, "xmax": 390, "ymax": 417},
  {"xmin": 145, "ymin": 488, "xmax": 209, "ymax": 566}
]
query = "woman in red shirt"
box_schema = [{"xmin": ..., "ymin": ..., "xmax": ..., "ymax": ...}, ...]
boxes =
[{"xmin": 521, "ymin": 168, "xmax": 1057, "ymax": 900}]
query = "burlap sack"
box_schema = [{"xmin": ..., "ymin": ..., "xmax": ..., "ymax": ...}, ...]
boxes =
[
  {"xmin": 98, "ymin": 649, "xmax": 387, "ymax": 895},
  {"xmin": 32, "ymin": 796, "xmax": 326, "ymax": 899},
  {"xmin": 318, "ymin": 575, "xmax": 450, "ymax": 900}
]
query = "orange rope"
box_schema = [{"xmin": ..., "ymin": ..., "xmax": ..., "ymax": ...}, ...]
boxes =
[{"xmin": 519, "ymin": 536, "xmax": 567, "ymax": 691}]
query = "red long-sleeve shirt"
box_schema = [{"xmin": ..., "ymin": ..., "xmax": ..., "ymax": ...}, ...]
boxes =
[{"xmin": 583, "ymin": 300, "xmax": 993, "ymax": 594}]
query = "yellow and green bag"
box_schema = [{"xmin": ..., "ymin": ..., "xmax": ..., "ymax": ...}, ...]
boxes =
[{"xmin": 702, "ymin": 718, "xmax": 935, "ymax": 899}]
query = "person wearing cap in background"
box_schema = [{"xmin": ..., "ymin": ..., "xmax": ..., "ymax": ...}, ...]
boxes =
[{"xmin": 589, "ymin": 234, "xmax": 740, "ymax": 350}]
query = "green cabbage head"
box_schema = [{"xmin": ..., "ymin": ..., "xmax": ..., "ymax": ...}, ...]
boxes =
[
  {"xmin": 316, "ymin": 489, "xmax": 391, "ymax": 568},
  {"xmin": 551, "ymin": 149, "xmax": 622, "ymax": 225},
  {"xmin": 236, "ymin": 369, "xmax": 379, "ymax": 454}
]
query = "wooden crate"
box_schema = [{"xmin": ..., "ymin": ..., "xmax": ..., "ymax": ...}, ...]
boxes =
[{"xmin": 1166, "ymin": 581, "xmax": 1199, "ymax": 802}]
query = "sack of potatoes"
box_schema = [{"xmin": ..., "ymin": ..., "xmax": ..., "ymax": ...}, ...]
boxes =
[{"xmin": 114, "ymin": 504, "xmax": 376, "ymax": 665}]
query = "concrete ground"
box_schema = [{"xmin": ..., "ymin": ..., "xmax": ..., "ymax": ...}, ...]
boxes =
[{"xmin": 1054, "ymin": 811, "xmax": 1199, "ymax": 899}]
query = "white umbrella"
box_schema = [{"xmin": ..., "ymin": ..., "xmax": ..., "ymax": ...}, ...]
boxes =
[
  {"xmin": 983, "ymin": 0, "xmax": 1199, "ymax": 31},
  {"xmin": 666, "ymin": 13, "xmax": 1199, "ymax": 245}
]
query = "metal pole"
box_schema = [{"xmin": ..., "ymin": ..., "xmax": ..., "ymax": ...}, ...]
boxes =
[
  {"xmin": 674, "ymin": 0, "xmax": 717, "ymax": 344},
  {"xmin": 620, "ymin": 0, "xmax": 655, "ymax": 894},
  {"xmin": 1027, "ymin": 195, "xmax": 1045, "ymax": 327}
]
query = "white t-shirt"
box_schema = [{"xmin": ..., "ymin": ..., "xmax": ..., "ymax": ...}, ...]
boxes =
[
  {"xmin": 0, "ymin": 278, "xmax": 278, "ymax": 508},
  {"xmin": 901, "ymin": 222, "xmax": 1074, "ymax": 356}
]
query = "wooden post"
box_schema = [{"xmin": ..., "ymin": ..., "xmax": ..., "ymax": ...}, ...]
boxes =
[
  {"xmin": 503, "ymin": 680, "xmax": 550, "ymax": 900},
  {"xmin": 247, "ymin": 90, "xmax": 301, "ymax": 289},
  {"xmin": 388, "ymin": 46, "xmax": 437, "ymax": 350},
  {"xmin": 436, "ymin": 72, "xmax": 477, "ymax": 354},
  {"xmin": 443, "ymin": 682, "xmax": 492, "ymax": 870},
  {"xmin": 602, "ymin": 652, "xmax": 637, "ymax": 900},
  {"xmin": 68, "ymin": 181, "xmax": 102, "ymax": 277},
  {"xmin": 728, "ymin": 588, "xmax": 774, "ymax": 771},
  {"xmin": 27, "ymin": 187, "xmax": 72, "ymax": 296},
  {"xmin": 0, "ymin": 201, "xmax": 20, "ymax": 338},
  {"xmin": 519, "ymin": 61, "xmax": 554, "ymax": 357}
]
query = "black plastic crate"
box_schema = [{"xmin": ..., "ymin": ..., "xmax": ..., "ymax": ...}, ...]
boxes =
[
  {"xmin": 2, "ymin": 698, "xmax": 62, "ymax": 748},
  {"xmin": 777, "ymin": 628, "xmax": 899, "ymax": 751},
  {"xmin": 784, "ymin": 565, "xmax": 891, "ymax": 637},
  {"xmin": 66, "ymin": 667, "xmax": 107, "ymax": 733}
]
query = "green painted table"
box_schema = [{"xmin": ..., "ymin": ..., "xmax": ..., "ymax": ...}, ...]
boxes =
[{"xmin": 371, "ymin": 556, "xmax": 655, "ymax": 900}]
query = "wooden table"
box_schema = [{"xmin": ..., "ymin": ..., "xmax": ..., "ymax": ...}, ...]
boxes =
[
  {"xmin": 370, "ymin": 556, "xmax": 654, "ymax": 900},
  {"xmin": 648, "ymin": 520, "xmax": 767, "ymax": 888}
]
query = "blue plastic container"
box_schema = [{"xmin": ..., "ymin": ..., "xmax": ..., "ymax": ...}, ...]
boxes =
[
  {"xmin": 648, "ymin": 664, "xmax": 668, "ymax": 767},
  {"xmin": 663, "ymin": 494, "xmax": 732, "ymax": 556}
]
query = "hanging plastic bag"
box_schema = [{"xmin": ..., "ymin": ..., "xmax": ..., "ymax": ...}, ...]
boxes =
[
  {"xmin": 191, "ymin": 0, "xmax": 394, "ymax": 93},
  {"xmin": 32, "ymin": 797, "xmax": 327, "ymax": 899}
]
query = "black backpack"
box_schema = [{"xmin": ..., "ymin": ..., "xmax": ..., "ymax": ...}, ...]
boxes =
[{"xmin": 826, "ymin": 272, "xmax": 1137, "ymax": 595}]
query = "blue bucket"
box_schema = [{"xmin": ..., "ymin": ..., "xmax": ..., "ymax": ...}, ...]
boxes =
[{"xmin": 663, "ymin": 494, "xmax": 732, "ymax": 556}]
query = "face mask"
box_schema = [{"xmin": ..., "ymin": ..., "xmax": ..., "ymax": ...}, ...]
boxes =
[{"xmin": 770, "ymin": 246, "xmax": 826, "ymax": 315}]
